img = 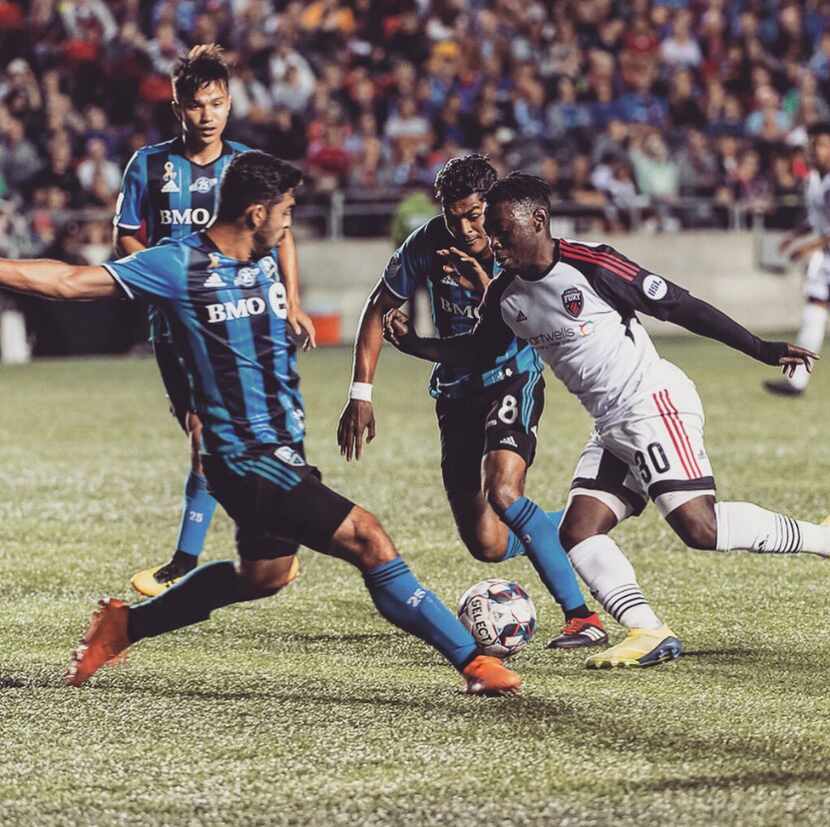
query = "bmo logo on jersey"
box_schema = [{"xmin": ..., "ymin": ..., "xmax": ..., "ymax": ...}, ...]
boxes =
[
  {"xmin": 206, "ymin": 282, "xmax": 288, "ymax": 323},
  {"xmin": 159, "ymin": 207, "xmax": 212, "ymax": 226},
  {"xmin": 439, "ymin": 296, "xmax": 479, "ymax": 320}
]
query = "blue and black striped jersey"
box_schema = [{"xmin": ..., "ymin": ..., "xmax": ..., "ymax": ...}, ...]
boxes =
[
  {"xmin": 114, "ymin": 137, "xmax": 252, "ymax": 340},
  {"xmin": 382, "ymin": 215, "xmax": 543, "ymax": 399},
  {"xmin": 103, "ymin": 232, "xmax": 305, "ymax": 456}
]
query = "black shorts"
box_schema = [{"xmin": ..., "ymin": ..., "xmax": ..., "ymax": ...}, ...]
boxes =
[
  {"xmin": 202, "ymin": 444, "xmax": 355, "ymax": 560},
  {"xmin": 436, "ymin": 371, "xmax": 545, "ymax": 498},
  {"xmin": 153, "ymin": 338, "xmax": 192, "ymax": 432}
]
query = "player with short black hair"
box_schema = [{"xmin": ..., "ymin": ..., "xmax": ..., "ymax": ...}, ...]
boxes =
[
  {"xmin": 384, "ymin": 171, "xmax": 828, "ymax": 669},
  {"xmin": 0, "ymin": 151, "xmax": 520, "ymax": 697},
  {"xmin": 765, "ymin": 120, "xmax": 830, "ymax": 396},
  {"xmin": 338, "ymin": 155, "xmax": 608, "ymax": 650},
  {"xmin": 114, "ymin": 44, "xmax": 315, "ymax": 597}
]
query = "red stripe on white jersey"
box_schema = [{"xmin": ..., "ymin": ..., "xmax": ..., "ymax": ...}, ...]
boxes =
[
  {"xmin": 661, "ymin": 390, "xmax": 703, "ymax": 478},
  {"xmin": 560, "ymin": 242, "xmax": 639, "ymax": 276},
  {"xmin": 653, "ymin": 391, "xmax": 693, "ymax": 478},
  {"xmin": 560, "ymin": 242, "xmax": 639, "ymax": 280}
]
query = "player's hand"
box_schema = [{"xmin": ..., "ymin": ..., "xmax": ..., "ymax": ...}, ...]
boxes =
[
  {"xmin": 287, "ymin": 306, "xmax": 316, "ymax": 351},
  {"xmin": 337, "ymin": 398, "xmax": 376, "ymax": 462},
  {"xmin": 777, "ymin": 343, "xmax": 819, "ymax": 377},
  {"xmin": 382, "ymin": 308, "xmax": 414, "ymax": 349},
  {"xmin": 436, "ymin": 246, "xmax": 491, "ymax": 291}
]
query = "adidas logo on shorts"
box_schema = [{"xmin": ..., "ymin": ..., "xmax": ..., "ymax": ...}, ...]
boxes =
[{"xmin": 499, "ymin": 435, "xmax": 518, "ymax": 448}]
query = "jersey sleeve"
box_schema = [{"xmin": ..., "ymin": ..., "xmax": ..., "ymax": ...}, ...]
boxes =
[
  {"xmin": 113, "ymin": 151, "xmax": 146, "ymax": 230},
  {"xmin": 560, "ymin": 240, "xmax": 688, "ymax": 321},
  {"xmin": 471, "ymin": 275, "xmax": 515, "ymax": 357},
  {"xmin": 381, "ymin": 225, "xmax": 433, "ymax": 300},
  {"xmin": 102, "ymin": 241, "xmax": 187, "ymax": 302}
]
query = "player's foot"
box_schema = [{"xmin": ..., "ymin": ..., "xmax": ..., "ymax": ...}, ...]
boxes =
[
  {"xmin": 130, "ymin": 550, "xmax": 198, "ymax": 597},
  {"xmin": 585, "ymin": 625, "xmax": 682, "ymax": 669},
  {"xmin": 547, "ymin": 612, "xmax": 609, "ymax": 650},
  {"xmin": 65, "ymin": 598, "xmax": 131, "ymax": 687},
  {"xmin": 462, "ymin": 655, "xmax": 521, "ymax": 696},
  {"xmin": 762, "ymin": 379, "xmax": 803, "ymax": 397}
]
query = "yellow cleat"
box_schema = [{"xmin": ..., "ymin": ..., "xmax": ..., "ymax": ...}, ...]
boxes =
[
  {"xmin": 130, "ymin": 562, "xmax": 188, "ymax": 597},
  {"xmin": 585, "ymin": 625, "xmax": 682, "ymax": 669}
]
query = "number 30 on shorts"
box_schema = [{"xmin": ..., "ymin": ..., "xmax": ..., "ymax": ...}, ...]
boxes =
[
  {"xmin": 497, "ymin": 394, "xmax": 519, "ymax": 425},
  {"xmin": 633, "ymin": 441, "xmax": 671, "ymax": 483}
]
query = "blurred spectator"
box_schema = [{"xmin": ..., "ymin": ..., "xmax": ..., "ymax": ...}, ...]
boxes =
[
  {"xmin": 0, "ymin": 112, "xmax": 42, "ymax": 192},
  {"xmin": 76, "ymin": 137, "xmax": 120, "ymax": 202},
  {"xmin": 660, "ymin": 9, "xmax": 702, "ymax": 70}
]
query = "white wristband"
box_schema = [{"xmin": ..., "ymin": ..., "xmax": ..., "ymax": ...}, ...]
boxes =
[{"xmin": 349, "ymin": 382, "xmax": 373, "ymax": 402}]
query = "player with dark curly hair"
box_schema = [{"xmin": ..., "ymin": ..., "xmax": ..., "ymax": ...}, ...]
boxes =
[{"xmin": 337, "ymin": 155, "xmax": 607, "ymax": 650}]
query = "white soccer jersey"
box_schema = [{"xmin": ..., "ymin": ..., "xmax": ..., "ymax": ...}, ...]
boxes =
[
  {"xmin": 805, "ymin": 169, "xmax": 830, "ymax": 238},
  {"xmin": 476, "ymin": 239, "xmax": 691, "ymax": 431}
]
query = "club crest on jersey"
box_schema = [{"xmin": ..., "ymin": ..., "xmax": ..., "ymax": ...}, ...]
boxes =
[
  {"xmin": 234, "ymin": 267, "xmax": 259, "ymax": 288},
  {"xmin": 258, "ymin": 256, "xmax": 278, "ymax": 279},
  {"xmin": 189, "ymin": 176, "xmax": 217, "ymax": 193},
  {"xmin": 160, "ymin": 161, "xmax": 180, "ymax": 193},
  {"xmin": 274, "ymin": 446, "xmax": 305, "ymax": 467},
  {"xmin": 562, "ymin": 287, "xmax": 584, "ymax": 318}
]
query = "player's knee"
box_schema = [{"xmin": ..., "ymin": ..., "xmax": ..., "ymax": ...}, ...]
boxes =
[
  {"xmin": 241, "ymin": 558, "xmax": 300, "ymax": 597},
  {"xmin": 559, "ymin": 511, "xmax": 600, "ymax": 552},
  {"xmin": 467, "ymin": 539, "xmax": 505, "ymax": 563},
  {"xmin": 674, "ymin": 513, "xmax": 717, "ymax": 550}
]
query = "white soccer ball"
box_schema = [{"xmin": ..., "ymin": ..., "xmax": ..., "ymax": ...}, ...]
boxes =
[{"xmin": 457, "ymin": 578, "xmax": 537, "ymax": 658}]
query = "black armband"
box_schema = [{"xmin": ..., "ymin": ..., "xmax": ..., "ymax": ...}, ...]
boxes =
[{"xmin": 666, "ymin": 293, "xmax": 769, "ymax": 363}]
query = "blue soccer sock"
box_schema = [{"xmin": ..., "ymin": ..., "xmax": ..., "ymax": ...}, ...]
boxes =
[
  {"xmin": 364, "ymin": 557, "xmax": 478, "ymax": 670},
  {"xmin": 502, "ymin": 498, "xmax": 586, "ymax": 615},
  {"xmin": 175, "ymin": 471, "xmax": 218, "ymax": 558},
  {"xmin": 128, "ymin": 560, "xmax": 246, "ymax": 641}
]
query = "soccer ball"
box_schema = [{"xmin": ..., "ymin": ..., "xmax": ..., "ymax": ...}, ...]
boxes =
[{"xmin": 457, "ymin": 578, "xmax": 537, "ymax": 658}]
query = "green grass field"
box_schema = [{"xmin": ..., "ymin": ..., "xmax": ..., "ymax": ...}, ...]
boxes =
[{"xmin": 1, "ymin": 341, "xmax": 829, "ymax": 826}]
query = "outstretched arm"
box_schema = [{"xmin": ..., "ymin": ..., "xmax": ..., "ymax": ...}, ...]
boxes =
[
  {"xmin": 665, "ymin": 293, "xmax": 818, "ymax": 376},
  {"xmin": 336, "ymin": 280, "xmax": 404, "ymax": 461},
  {"xmin": 382, "ymin": 308, "xmax": 505, "ymax": 367},
  {"xmin": 0, "ymin": 259, "xmax": 119, "ymax": 300}
]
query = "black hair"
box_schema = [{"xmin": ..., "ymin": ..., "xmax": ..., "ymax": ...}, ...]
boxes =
[
  {"xmin": 172, "ymin": 44, "xmax": 230, "ymax": 103},
  {"xmin": 216, "ymin": 151, "xmax": 302, "ymax": 221},
  {"xmin": 807, "ymin": 120, "xmax": 830, "ymax": 138},
  {"xmin": 433, "ymin": 154, "xmax": 498, "ymax": 205},
  {"xmin": 483, "ymin": 172, "xmax": 552, "ymax": 214}
]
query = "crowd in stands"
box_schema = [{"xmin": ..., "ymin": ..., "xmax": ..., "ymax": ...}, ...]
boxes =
[{"xmin": 0, "ymin": 0, "xmax": 829, "ymax": 248}]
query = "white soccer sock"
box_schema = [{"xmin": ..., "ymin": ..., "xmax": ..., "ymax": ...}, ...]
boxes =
[
  {"xmin": 788, "ymin": 303, "xmax": 827, "ymax": 390},
  {"xmin": 568, "ymin": 535, "xmax": 663, "ymax": 630},
  {"xmin": 715, "ymin": 501, "xmax": 830, "ymax": 555}
]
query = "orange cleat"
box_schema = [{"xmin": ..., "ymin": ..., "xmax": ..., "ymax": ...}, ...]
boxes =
[
  {"xmin": 462, "ymin": 654, "xmax": 522, "ymax": 696},
  {"xmin": 65, "ymin": 598, "xmax": 131, "ymax": 687}
]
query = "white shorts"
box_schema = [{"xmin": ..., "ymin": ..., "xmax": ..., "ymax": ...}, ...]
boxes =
[
  {"xmin": 568, "ymin": 374, "xmax": 715, "ymax": 522},
  {"xmin": 804, "ymin": 250, "xmax": 830, "ymax": 302}
]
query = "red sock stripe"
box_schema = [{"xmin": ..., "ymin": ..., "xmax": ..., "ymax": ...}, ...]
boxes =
[
  {"xmin": 661, "ymin": 390, "xmax": 703, "ymax": 478},
  {"xmin": 560, "ymin": 242, "xmax": 639, "ymax": 281},
  {"xmin": 652, "ymin": 391, "xmax": 693, "ymax": 478}
]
